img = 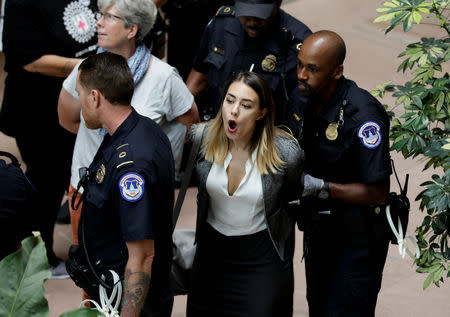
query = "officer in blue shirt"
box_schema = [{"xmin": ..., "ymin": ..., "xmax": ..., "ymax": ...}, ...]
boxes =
[
  {"xmin": 74, "ymin": 52, "xmax": 174, "ymax": 317},
  {"xmin": 291, "ymin": 31, "xmax": 392, "ymax": 316},
  {"xmin": 186, "ymin": 0, "xmax": 311, "ymax": 123}
]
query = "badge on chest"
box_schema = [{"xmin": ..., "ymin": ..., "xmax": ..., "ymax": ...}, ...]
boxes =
[
  {"xmin": 261, "ymin": 54, "xmax": 277, "ymax": 72},
  {"xmin": 325, "ymin": 123, "xmax": 339, "ymax": 141},
  {"xmin": 96, "ymin": 164, "xmax": 106, "ymax": 184}
]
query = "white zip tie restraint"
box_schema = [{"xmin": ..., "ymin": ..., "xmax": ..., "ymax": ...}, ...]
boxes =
[
  {"xmin": 386, "ymin": 205, "xmax": 420, "ymax": 259},
  {"xmin": 79, "ymin": 270, "xmax": 122, "ymax": 317}
]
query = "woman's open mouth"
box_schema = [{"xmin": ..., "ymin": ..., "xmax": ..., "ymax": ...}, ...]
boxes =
[{"xmin": 228, "ymin": 120, "xmax": 237, "ymax": 133}]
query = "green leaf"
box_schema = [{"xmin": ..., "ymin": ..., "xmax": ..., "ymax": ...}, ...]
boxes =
[
  {"xmin": 400, "ymin": 112, "xmax": 416, "ymax": 119},
  {"xmin": 403, "ymin": 14, "xmax": 413, "ymax": 32},
  {"xmin": 417, "ymin": 7, "xmax": 430, "ymax": 13},
  {"xmin": 0, "ymin": 235, "xmax": 51, "ymax": 317},
  {"xmin": 385, "ymin": 11, "xmax": 409, "ymax": 33},
  {"xmin": 435, "ymin": 93, "xmax": 445, "ymax": 112},
  {"xmin": 418, "ymin": 53, "xmax": 428, "ymax": 66},
  {"xmin": 374, "ymin": 12, "xmax": 398, "ymax": 23},
  {"xmin": 423, "ymin": 271, "xmax": 435, "ymax": 289},
  {"xmin": 416, "ymin": 266, "xmax": 431, "ymax": 273},
  {"xmin": 412, "ymin": 10, "xmax": 422, "ymax": 24},
  {"xmin": 434, "ymin": 266, "xmax": 445, "ymax": 283},
  {"xmin": 384, "ymin": 1, "xmax": 400, "ymax": 8},
  {"xmin": 376, "ymin": 7, "xmax": 391, "ymax": 12},
  {"xmin": 410, "ymin": 51, "xmax": 423, "ymax": 62},
  {"xmin": 60, "ymin": 308, "xmax": 105, "ymax": 317}
]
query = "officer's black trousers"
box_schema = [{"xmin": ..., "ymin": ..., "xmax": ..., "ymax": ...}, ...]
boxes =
[
  {"xmin": 15, "ymin": 126, "xmax": 75, "ymax": 266},
  {"xmin": 304, "ymin": 218, "xmax": 389, "ymax": 317}
]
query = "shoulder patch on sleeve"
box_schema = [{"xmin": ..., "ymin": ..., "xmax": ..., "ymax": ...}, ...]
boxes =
[
  {"xmin": 216, "ymin": 6, "xmax": 235, "ymax": 17},
  {"xmin": 119, "ymin": 172, "xmax": 145, "ymax": 202},
  {"xmin": 357, "ymin": 121, "xmax": 382, "ymax": 149}
]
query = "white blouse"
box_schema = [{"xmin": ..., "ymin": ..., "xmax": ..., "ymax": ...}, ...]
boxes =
[{"xmin": 206, "ymin": 147, "xmax": 267, "ymax": 236}]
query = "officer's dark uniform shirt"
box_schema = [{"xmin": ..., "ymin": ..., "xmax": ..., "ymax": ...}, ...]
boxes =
[
  {"xmin": 293, "ymin": 77, "xmax": 393, "ymax": 315},
  {"xmin": 0, "ymin": 152, "xmax": 35, "ymax": 260},
  {"xmin": 79, "ymin": 108, "xmax": 175, "ymax": 305},
  {"xmin": 193, "ymin": 6, "xmax": 311, "ymax": 121},
  {"xmin": 295, "ymin": 77, "xmax": 392, "ymax": 230}
]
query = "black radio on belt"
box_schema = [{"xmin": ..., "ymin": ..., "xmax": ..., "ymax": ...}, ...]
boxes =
[
  {"xmin": 65, "ymin": 245, "xmax": 108, "ymax": 300},
  {"xmin": 371, "ymin": 160, "xmax": 410, "ymax": 244},
  {"xmin": 386, "ymin": 171, "xmax": 410, "ymax": 244}
]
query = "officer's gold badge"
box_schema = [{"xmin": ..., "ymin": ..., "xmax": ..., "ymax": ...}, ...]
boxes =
[
  {"xmin": 261, "ymin": 54, "xmax": 277, "ymax": 72},
  {"xmin": 96, "ymin": 164, "xmax": 106, "ymax": 184},
  {"xmin": 325, "ymin": 123, "xmax": 339, "ymax": 141}
]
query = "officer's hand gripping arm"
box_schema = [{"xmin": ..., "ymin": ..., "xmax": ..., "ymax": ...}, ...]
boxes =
[
  {"xmin": 301, "ymin": 173, "xmax": 389, "ymax": 205},
  {"xmin": 175, "ymin": 101, "xmax": 200, "ymax": 134},
  {"xmin": 328, "ymin": 178, "xmax": 389, "ymax": 205},
  {"xmin": 302, "ymin": 173, "xmax": 327, "ymax": 197}
]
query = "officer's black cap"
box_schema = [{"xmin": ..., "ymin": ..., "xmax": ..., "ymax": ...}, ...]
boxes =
[{"xmin": 235, "ymin": 0, "xmax": 277, "ymax": 20}]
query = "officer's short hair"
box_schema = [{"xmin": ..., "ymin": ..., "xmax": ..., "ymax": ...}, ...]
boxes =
[
  {"xmin": 78, "ymin": 52, "xmax": 134, "ymax": 106},
  {"xmin": 98, "ymin": 0, "xmax": 157, "ymax": 44}
]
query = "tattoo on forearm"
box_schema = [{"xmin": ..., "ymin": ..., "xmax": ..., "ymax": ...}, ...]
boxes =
[
  {"xmin": 121, "ymin": 269, "xmax": 151, "ymax": 317},
  {"xmin": 61, "ymin": 60, "xmax": 72, "ymax": 75}
]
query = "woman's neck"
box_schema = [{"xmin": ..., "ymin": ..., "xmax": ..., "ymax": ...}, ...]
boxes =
[
  {"xmin": 230, "ymin": 139, "xmax": 252, "ymax": 155},
  {"xmin": 108, "ymin": 42, "xmax": 137, "ymax": 60}
]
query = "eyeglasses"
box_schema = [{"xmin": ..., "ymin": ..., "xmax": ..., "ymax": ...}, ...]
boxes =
[{"xmin": 95, "ymin": 11, "xmax": 123, "ymax": 23}]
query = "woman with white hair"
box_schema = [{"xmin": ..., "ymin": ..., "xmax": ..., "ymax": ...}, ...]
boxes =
[{"xmin": 57, "ymin": 0, "xmax": 198, "ymax": 313}]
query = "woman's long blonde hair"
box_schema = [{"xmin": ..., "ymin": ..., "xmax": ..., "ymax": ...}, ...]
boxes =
[{"xmin": 202, "ymin": 71, "xmax": 293, "ymax": 175}]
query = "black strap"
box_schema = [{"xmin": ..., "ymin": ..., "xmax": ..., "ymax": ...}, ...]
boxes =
[
  {"xmin": 172, "ymin": 124, "xmax": 206, "ymax": 230},
  {"xmin": 391, "ymin": 159, "xmax": 409, "ymax": 197},
  {"xmin": 0, "ymin": 151, "xmax": 20, "ymax": 167}
]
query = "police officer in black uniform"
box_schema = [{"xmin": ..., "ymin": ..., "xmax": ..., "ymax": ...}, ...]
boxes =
[
  {"xmin": 0, "ymin": 151, "xmax": 35, "ymax": 260},
  {"xmin": 290, "ymin": 31, "xmax": 392, "ymax": 316},
  {"xmin": 73, "ymin": 53, "xmax": 174, "ymax": 317},
  {"xmin": 160, "ymin": 0, "xmax": 234, "ymax": 80},
  {"xmin": 186, "ymin": 0, "xmax": 311, "ymax": 123}
]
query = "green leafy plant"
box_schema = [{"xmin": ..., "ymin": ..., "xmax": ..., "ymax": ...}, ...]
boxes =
[
  {"xmin": 0, "ymin": 234, "xmax": 103, "ymax": 317},
  {"xmin": 372, "ymin": 0, "xmax": 450, "ymax": 289},
  {"xmin": 0, "ymin": 234, "xmax": 51, "ymax": 317}
]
